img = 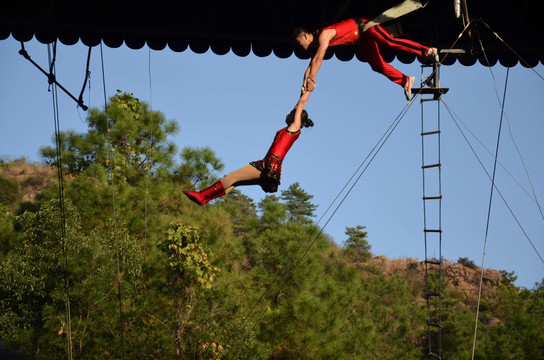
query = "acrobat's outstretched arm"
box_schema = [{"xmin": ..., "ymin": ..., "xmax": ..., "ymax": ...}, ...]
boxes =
[
  {"xmin": 304, "ymin": 28, "xmax": 336, "ymax": 92},
  {"xmin": 288, "ymin": 90, "xmax": 311, "ymax": 133}
]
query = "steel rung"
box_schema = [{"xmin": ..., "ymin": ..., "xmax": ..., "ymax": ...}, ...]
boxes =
[
  {"xmin": 423, "ymin": 196, "xmax": 442, "ymax": 200},
  {"xmin": 422, "ymin": 163, "xmax": 441, "ymax": 169},
  {"xmin": 421, "ymin": 130, "xmax": 441, "ymax": 136},
  {"xmin": 425, "ymin": 292, "xmax": 442, "ymax": 298}
]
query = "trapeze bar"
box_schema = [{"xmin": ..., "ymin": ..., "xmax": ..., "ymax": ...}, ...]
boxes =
[
  {"xmin": 18, "ymin": 48, "xmax": 88, "ymax": 111},
  {"xmin": 412, "ymin": 87, "xmax": 449, "ymax": 100}
]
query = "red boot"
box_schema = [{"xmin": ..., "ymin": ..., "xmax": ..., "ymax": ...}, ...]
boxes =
[{"xmin": 183, "ymin": 181, "xmax": 225, "ymax": 205}]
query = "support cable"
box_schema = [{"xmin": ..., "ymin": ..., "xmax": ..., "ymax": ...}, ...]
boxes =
[
  {"xmin": 476, "ymin": 18, "xmax": 544, "ymax": 81},
  {"xmin": 47, "ymin": 43, "xmax": 73, "ymax": 360},
  {"xmin": 470, "ymin": 67, "xmax": 508, "ymax": 360},
  {"xmin": 77, "ymin": 46, "xmax": 92, "ymax": 108},
  {"xmin": 478, "ymin": 36, "xmax": 544, "ymax": 223},
  {"xmin": 100, "ymin": 43, "xmax": 126, "ymax": 360},
  {"xmin": 504, "ymin": 113, "xmax": 544, "ymax": 223},
  {"xmin": 469, "ymin": 32, "xmax": 543, "ymax": 354},
  {"xmin": 441, "ymin": 30, "xmax": 544, "ymax": 265},
  {"xmin": 439, "ymin": 99, "xmax": 544, "ymax": 213},
  {"xmin": 139, "ymin": 47, "xmax": 154, "ymax": 319},
  {"xmin": 459, "ymin": 27, "xmax": 544, "ymax": 216},
  {"xmin": 441, "ymin": 99, "xmax": 544, "ymax": 266},
  {"xmin": 145, "ymin": 47, "xmax": 154, "ymax": 252},
  {"xmin": 427, "ymin": 16, "xmax": 544, "ymax": 213}
]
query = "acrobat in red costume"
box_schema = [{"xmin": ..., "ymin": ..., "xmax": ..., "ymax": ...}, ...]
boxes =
[
  {"xmin": 183, "ymin": 91, "xmax": 312, "ymax": 205},
  {"xmin": 250, "ymin": 126, "xmax": 301, "ymax": 193},
  {"xmin": 293, "ymin": 18, "xmax": 438, "ymax": 100}
]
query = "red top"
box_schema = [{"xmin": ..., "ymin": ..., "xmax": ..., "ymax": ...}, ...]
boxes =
[
  {"xmin": 317, "ymin": 17, "xmax": 368, "ymax": 46},
  {"xmin": 266, "ymin": 127, "xmax": 301, "ymax": 160}
]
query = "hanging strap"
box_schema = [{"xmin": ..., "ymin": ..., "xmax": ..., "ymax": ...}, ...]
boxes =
[
  {"xmin": 19, "ymin": 42, "xmax": 89, "ymax": 110},
  {"xmin": 362, "ymin": 0, "xmax": 426, "ymax": 32}
]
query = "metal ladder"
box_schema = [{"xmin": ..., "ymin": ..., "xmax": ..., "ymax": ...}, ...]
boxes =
[{"xmin": 413, "ymin": 62, "xmax": 448, "ymax": 359}]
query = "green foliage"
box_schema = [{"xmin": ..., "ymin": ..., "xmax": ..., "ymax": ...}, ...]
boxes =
[
  {"xmin": 343, "ymin": 225, "xmax": 372, "ymax": 261},
  {"xmin": 0, "ymin": 175, "xmax": 20, "ymax": 206},
  {"xmin": 176, "ymin": 146, "xmax": 225, "ymax": 188},
  {"xmin": 458, "ymin": 256, "xmax": 477, "ymax": 269},
  {"xmin": 40, "ymin": 91, "xmax": 179, "ymax": 184},
  {"xmin": 217, "ymin": 190, "xmax": 257, "ymax": 237},
  {"xmin": 280, "ymin": 181, "xmax": 317, "ymax": 224},
  {"xmin": 0, "ymin": 204, "xmax": 17, "ymax": 259},
  {"xmin": 0, "ymin": 198, "xmax": 144, "ymax": 359},
  {"xmin": 0, "ymin": 199, "xmax": 76, "ymax": 354},
  {"xmin": 160, "ymin": 223, "xmax": 220, "ymax": 289},
  {"xmin": 499, "ymin": 269, "xmax": 518, "ymax": 286},
  {"xmin": 481, "ymin": 282, "xmax": 544, "ymax": 359},
  {"xmin": 258, "ymin": 194, "xmax": 288, "ymax": 227}
]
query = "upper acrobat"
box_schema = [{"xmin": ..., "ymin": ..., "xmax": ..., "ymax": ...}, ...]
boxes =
[{"xmin": 293, "ymin": 17, "xmax": 439, "ymax": 101}]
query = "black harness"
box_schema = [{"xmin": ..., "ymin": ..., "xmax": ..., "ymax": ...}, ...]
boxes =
[{"xmin": 353, "ymin": 18, "xmax": 365, "ymax": 34}]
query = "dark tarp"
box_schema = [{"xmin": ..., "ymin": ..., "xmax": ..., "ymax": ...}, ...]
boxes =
[{"xmin": 1, "ymin": 0, "xmax": 542, "ymax": 67}]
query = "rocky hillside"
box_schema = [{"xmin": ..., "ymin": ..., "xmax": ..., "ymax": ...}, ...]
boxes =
[
  {"xmin": 371, "ymin": 255, "xmax": 502, "ymax": 301},
  {"xmin": 0, "ymin": 158, "xmax": 55, "ymax": 203}
]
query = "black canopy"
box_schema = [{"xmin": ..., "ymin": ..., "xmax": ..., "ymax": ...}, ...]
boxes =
[{"xmin": 1, "ymin": 0, "xmax": 541, "ymax": 67}]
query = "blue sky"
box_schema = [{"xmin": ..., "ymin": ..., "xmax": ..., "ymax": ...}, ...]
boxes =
[{"xmin": 1, "ymin": 36, "xmax": 543, "ymax": 289}]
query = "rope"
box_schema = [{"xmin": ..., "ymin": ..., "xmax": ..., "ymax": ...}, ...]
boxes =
[
  {"xmin": 476, "ymin": 24, "xmax": 544, "ymax": 223},
  {"xmin": 468, "ymin": 28, "xmax": 543, "ymax": 355},
  {"xmin": 476, "ymin": 18, "xmax": 544, "ymax": 81},
  {"xmin": 100, "ymin": 43, "xmax": 126, "ymax": 360},
  {"xmin": 504, "ymin": 110, "xmax": 544, "ymax": 222},
  {"xmin": 470, "ymin": 65, "xmax": 508, "ymax": 359},
  {"xmin": 77, "ymin": 46, "xmax": 92, "ymax": 108},
  {"xmin": 225, "ymin": 98, "xmax": 418, "ymax": 359},
  {"xmin": 440, "ymin": 25, "xmax": 544, "ymax": 266},
  {"xmin": 145, "ymin": 47, "xmax": 154, "ymax": 251},
  {"xmin": 47, "ymin": 42, "xmax": 74, "ymax": 360},
  {"xmin": 441, "ymin": 99, "xmax": 544, "ymax": 266},
  {"xmin": 439, "ymin": 94, "xmax": 544, "ymax": 213}
]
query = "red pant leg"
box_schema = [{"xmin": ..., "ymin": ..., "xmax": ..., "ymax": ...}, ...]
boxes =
[
  {"xmin": 366, "ymin": 24, "xmax": 430, "ymax": 56},
  {"xmin": 358, "ymin": 36, "xmax": 407, "ymax": 86}
]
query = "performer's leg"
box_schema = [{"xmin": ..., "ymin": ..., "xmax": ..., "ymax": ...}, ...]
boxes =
[
  {"xmin": 359, "ymin": 39, "xmax": 407, "ymax": 86},
  {"xmin": 367, "ymin": 24, "xmax": 430, "ymax": 56},
  {"xmin": 220, "ymin": 165, "xmax": 262, "ymax": 194},
  {"xmin": 183, "ymin": 165, "xmax": 261, "ymax": 205}
]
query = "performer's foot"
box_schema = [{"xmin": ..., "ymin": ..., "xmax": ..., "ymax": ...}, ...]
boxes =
[
  {"xmin": 426, "ymin": 47, "xmax": 439, "ymax": 62},
  {"xmin": 182, "ymin": 181, "xmax": 225, "ymax": 205},
  {"xmin": 183, "ymin": 190, "xmax": 204, "ymax": 205},
  {"xmin": 404, "ymin": 76, "xmax": 415, "ymax": 101}
]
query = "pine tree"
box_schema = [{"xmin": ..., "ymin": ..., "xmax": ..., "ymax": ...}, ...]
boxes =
[
  {"xmin": 343, "ymin": 225, "xmax": 372, "ymax": 261},
  {"xmin": 280, "ymin": 182, "xmax": 317, "ymax": 224},
  {"xmin": 40, "ymin": 91, "xmax": 179, "ymax": 184}
]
